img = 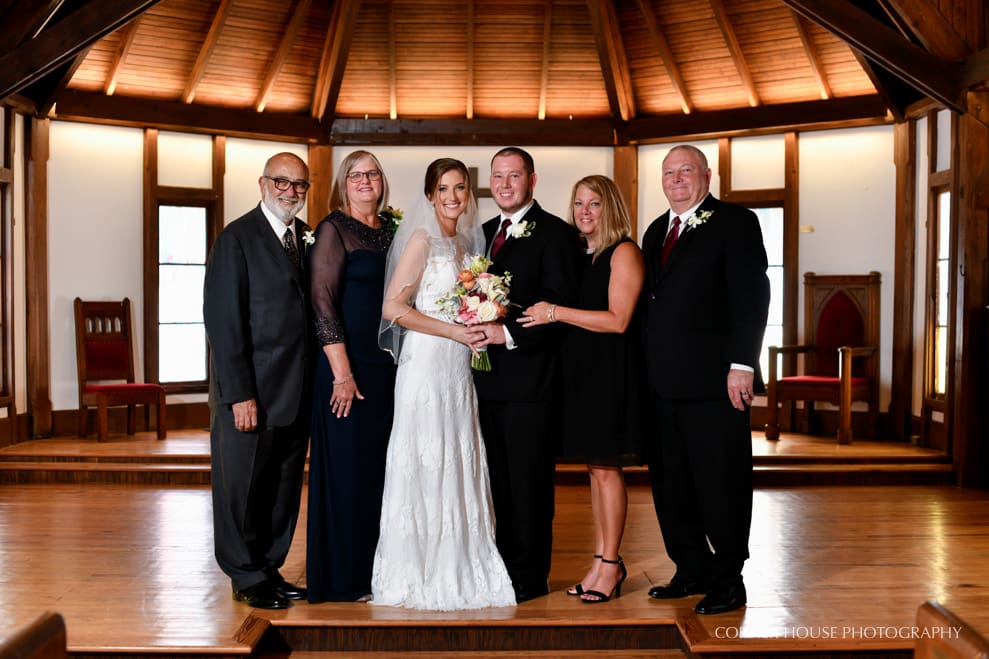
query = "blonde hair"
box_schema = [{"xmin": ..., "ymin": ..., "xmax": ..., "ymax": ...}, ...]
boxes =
[
  {"xmin": 328, "ymin": 150, "xmax": 390, "ymax": 215},
  {"xmin": 567, "ymin": 174, "xmax": 632, "ymax": 252}
]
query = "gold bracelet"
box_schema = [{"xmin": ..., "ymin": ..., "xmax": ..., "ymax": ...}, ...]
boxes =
[
  {"xmin": 547, "ymin": 304, "xmax": 557, "ymax": 322},
  {"xmin": 332, "ymin": 374, "xmax": 354, "ymax": 385}
]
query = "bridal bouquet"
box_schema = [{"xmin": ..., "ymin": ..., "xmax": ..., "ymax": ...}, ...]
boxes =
[{"xmin": 436, "ymin": 254, "xmax": 513, "ymax": 371}]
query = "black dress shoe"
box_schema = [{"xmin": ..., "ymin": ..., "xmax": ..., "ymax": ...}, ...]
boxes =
[
  {"xmin": 648, "ymin": 578, "xmax": 707, "ymax": 599},
  {"xmin": 695, "ymin": 582, "xmax": 746, "ymax": 615},
  {"xmin": 233, "ymin": 581, "xmax": 291, "ymax": 609},
  {"xmin": 513, "ymin": 581, "xmax": 550, "ymax": 603},
  {"xmin": 270, "ymin": 577, "xmax": 306, "ymax": 600}
]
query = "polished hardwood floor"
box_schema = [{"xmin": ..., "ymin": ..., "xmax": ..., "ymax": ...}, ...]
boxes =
[{"xmin": 0, "ymin": 431, "xmax": 986, "ymax": 657}]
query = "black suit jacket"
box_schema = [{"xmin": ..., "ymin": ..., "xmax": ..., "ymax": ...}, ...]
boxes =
[
  {"xmin": 473, "ymin": 201, "xmax": 581, "ymax": 402},
  {"xmin": 203, "ymin": 204, "xmax": 315, "ymax": 428},
  {"xmin": 641, "ymin": 194, "xmax": 770, "ymax": 400}
]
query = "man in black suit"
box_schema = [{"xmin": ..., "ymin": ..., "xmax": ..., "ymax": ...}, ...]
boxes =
[
  {"xmin": 203, "ymin": 152, "xmax": 315, "ymax": 609},
  {"xmin": 473, "ymin": 147, "xmax": 580, "ymax": 603},
  {"xmin": 641, "ymin": 144, "xmax": 770, "ymax": 615}
]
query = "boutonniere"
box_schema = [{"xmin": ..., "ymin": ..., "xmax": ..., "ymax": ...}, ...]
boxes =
[
  {"xmin": 507, "ymin": 220, "xmax": 535, "ymax": 239},
  {"xmin": 685, "ymin": 210, "xmax": 713, "ymax": 229},
  {"xmin": 379, "ymin": 205, "xmax": 404, "ymax": 234},
  {"xmin": 302, "ymin": 229, "xmax": 315, "ymax": 246}
]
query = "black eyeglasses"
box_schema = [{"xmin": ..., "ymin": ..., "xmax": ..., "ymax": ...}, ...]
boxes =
[
  {"xmin": 347, "ymin": 169, "xmax": 382, "ymax": 182},
  {"xmin": 265, "ymin": 176, "xmax": 311, "ymax": 193}
]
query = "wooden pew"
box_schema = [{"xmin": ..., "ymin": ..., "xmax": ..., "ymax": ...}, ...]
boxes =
[
  {"xmin": 0, "ymin": 612, "xmax": 66, "ymax": 659},
  {"xmin": 915, "ymin": 600, "xmax": 989, "ymax": 658}
]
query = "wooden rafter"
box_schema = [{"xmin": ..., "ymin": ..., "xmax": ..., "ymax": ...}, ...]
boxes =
[
  {"xmin": 880, "ymin": 0, "xmax": 969, "ymax": 62},
  {"xmin": 255, "ymin": 0, "xmax": 311, "ymax": 112},
  {"xmin": 782, "ymin": 0, "xmax": 964, "ymax": 112},
  {"xmin": 311, "ymin": 0, "xmax": 360, "ymax": 122},
  {"xmin": 0, "ymin": 0, "xmax": 64, "ymax": 49},
  {"xmin": 635, "ymin": 0, "xmax": 692, "ymax": 114},
  {"xmin": 709, "ymin": 0, "xmax": 759, "ymax": 107},
  {"xmin": 537, "ymin": 0, "xmax": 552, "ymax": 120},
  {"xmin": 586, "ymin": 0, "xmax": 635, "ymax": 122},
  {"xmin": 0, "ymin": 0, "xmax": 160, "ymax": 104},
  {"xmin": 789, "ymin": 10, "xmax": 831, "ymax": 100},
  {"xmin": 466, "ymin": 0, "xmax": 475, "ymax": 119},
  {"xmin": 388, "ymin": 0, "xmax": 397, "ymax": 119},
  {"xmin": 182, "ymin": 0, "xmax": 233, "ymax": 104},
  {"xmin": 105, "ymin": 17, "xmax": 142, "ymax": 96}
]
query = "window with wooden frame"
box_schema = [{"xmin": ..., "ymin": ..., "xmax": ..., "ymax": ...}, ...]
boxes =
[{"xmin": 143, "ymin": 131, "xmax": 224, "ymax": 394}]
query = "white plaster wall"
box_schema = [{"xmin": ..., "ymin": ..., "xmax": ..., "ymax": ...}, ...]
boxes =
[
  {"xmin": 48, "ymin": 122, "xmax": 145, "ymax": 410},
  {"xmin": 799, "ymin": 125, "xmax": 896, "ymax": 410}
]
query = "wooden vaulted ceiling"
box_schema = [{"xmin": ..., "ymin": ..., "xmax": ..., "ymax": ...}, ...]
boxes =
[{"xmin": 0, "ymin": 0, "xmax": 986, "ymax": 145}]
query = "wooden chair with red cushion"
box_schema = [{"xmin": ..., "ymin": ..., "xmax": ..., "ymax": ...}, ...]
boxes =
[
  {"xmin": 74, "ymin": 298, "xmax": 166, "ymax": 441},
  {"xmin": 764, "ymin": 272, "xmax": 880, "ymax": 444}
]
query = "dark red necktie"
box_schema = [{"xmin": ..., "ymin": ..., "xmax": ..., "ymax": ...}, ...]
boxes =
[
  {"xmin": 491, "ymin": 218, "xmax": 512, "ymax": 258},
  {"xmin": 660, "ymin": 216, "xmax": 681, "ymax": 264}
]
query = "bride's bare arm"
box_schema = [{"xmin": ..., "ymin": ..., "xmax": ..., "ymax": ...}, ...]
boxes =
[{"xmin": 382, "ymin": 233, "xmax": 483, "ymax": 349}]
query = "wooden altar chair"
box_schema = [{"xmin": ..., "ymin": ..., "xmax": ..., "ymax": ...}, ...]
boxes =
[
  {"xmin": 764, "ymin": 272, "xmax": 880, "ymax": 444},
  {"xmin": 74, "ymin": 298, "xmax": 166, "ymax": 441}
]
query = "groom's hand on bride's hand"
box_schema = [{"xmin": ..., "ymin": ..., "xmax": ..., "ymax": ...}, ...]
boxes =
[{"xmin": 472, "ymin": 323, "xmax": 506, "ymax": 348}]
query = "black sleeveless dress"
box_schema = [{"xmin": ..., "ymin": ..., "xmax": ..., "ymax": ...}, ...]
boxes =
[{"xmin": 559, "ymin": 237, "xmax": 645, "ymax": 466}]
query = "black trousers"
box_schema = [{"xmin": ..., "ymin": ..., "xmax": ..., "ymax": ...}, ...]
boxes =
[
  {"xmin": 209, "ymin": 405, "xmax": 309, "ymax": 591},
  {"xmin": 646, "ymin": 397, "xmax": 753, "ymax": 590},
  {"xmin": 478, "ymin": 399, "xmax": 556, "ymax": 589}
]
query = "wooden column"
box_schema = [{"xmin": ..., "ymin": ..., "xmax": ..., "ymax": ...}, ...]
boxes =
[
  {"xmin": 952, "ymin": 90, "xmax": 989, "ymax": 488},
  {"xmin": 25, "ymin": 117, "xmax": 52, "ymax": 437},
  {"xmin": 308, "ymin": 143, "xmax": 333, "ymax": 221},
  {"xmin": 613, "ymin": 145, "xmax": 638, "ymax": 236},
  {"xmin": 890, "ymin": 120, "xmax": 917, "ymax": 442}
]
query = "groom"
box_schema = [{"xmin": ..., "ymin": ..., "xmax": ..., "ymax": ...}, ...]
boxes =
[{"xmin": 474, "ymin": 147, "xmax": 580, "ymax": 602}]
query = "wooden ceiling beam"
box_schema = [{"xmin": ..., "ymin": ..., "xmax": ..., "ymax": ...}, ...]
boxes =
[
  {"xmin": 105, "ymin": 17, "xmax": 142, "ymax": 96},
  {"xmin": 880, "ymin": 0, "xmax": 969, "ymax": 62},
  {"xmin": 789, "ymin": 10, "xmax": 831, "ymax": 100},
  {"xmin": 709, "ymin": 0, "xmax": 759, "ymax": 107},
  {"xmin": 624, "ymin": 95, "xmax": 889, "ymax": 143},
  {"xmin": 586, "ymin": 0, "xmax": 635, "ymax": 121},
  {"xmin": 0, "ymin": 0, "xmax": 65, "ymax": 50},
  {"xmin": 635, "ymin": 0, "xmax": 692, "ymax": 114},
  {"xmin": 182, "ymin": 0, "xmax": 233, "ymax": 104},
  {"xmin": 0, "ymin": 0, "xmax": 160, "ymax": 104},
  {"xmin": 388, "ymin": 0, "xmax": 397, "ymax": 119},
  {"xmin": 311, "ymin": 0, "xmax": 360, "ymax": 122},
  {"xmin": 53, "ymin": 89, "xmax": 326, "ymax": 143},
  {"xmin": 781, "ymin": 0, "xmax": 965, "ymax": 112},
  {"xmin": 466, "ymin": 0, "xmax": 475, "ymax": 119},
  {"xmin": 329, "ymin": 117, "xmax": 617, "ymax": 146},
  {"xmin": 537, "ymin": 0, "xmax": 552, "ymax": 121},
  {"xmin": 255, "ymin": 0, "xmax": 311, "ymax": 112}
]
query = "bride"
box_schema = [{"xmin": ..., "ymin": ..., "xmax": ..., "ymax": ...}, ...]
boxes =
[{"xmin": 372, "ymin": 158, "xmax": 516, "ymax": 610}]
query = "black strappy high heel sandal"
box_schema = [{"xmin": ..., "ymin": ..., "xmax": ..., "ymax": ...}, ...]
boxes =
[
  {"xmin": 580, "ymin": 556, "xmax": 627, "ymax": 604},
  {"xmin": 567, "ymin": 555, "xmax": 602, "ymax": 596}
]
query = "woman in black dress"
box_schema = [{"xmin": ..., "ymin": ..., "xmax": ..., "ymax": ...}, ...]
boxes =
[
  {"xmin": 306, "ymin": 150, "xmax": 398, "ymax": 602},
  {"xmin": 520, "ymin": 174, "xmax": 646, "ymax": 604}
]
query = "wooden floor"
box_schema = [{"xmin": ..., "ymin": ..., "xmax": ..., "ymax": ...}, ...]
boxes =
[{"xmin": 0, "ymin": 431, "xmax": 986, "ymax": 657}]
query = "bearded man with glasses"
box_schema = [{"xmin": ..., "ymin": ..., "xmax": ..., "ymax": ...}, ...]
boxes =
[{"xmin": 204, "ymin": 152, "xmax": 316, "ymax": 609}]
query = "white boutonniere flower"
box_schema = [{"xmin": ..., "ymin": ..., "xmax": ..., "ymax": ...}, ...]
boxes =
[
  {"xmin": 508, "ymin": 220, "xmax": 535, "ymax": 239},
  {"xmin": 302, "ymin": 229, "xmax": 315, "ymax": 246},
  {"xmin": 685, "ymin": 210, "xmax": 713, "ymax": 229}
]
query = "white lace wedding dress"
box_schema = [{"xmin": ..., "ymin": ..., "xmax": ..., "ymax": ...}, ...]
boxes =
[{"xmin": 370, "ymin": 238, "xmax": 516, "ymax": 611}]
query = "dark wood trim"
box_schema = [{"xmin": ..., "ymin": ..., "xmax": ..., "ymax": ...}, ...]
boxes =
[
  {"xmin": 952, "ymin": 94, "xmax": 989, "ymax": 488},
  {"xmin": 0, "ymin": 109, "xmax": 14, "ymax": 444},
  {"xmin": 308, "ymin": 144, "xmax": 333, "ymax": 222},
  {"xmin": 889, "ymin": 119, "xmax": 917, "ymax": 443},
  {"xmin": 25, "ymin": 117, "xmax": 52, "ymax": 438},
  {"xmin": 587, "ymin": 0, "xmax": 635, "ymax": 122},
  {"xmin": 142, "ymin": 129, "xmax": 159, "ymax": 385},
  {"xmin": 328, "ymin": 117, "xmax": 617, "ymax": 146},
  {"xmin": 613, "ymin": 146, "xmax": 637, "ymax": 237},
  {"xmin": 783, "ymin": 131, "xmax": 800, "ymax": 358},
  {"xmin": 51, "ymin": 401, "xmax": 210, "ymax": 437},
  {"xmin": 311, "ymin": 0, "xmax": 361, "ymax": 123}
]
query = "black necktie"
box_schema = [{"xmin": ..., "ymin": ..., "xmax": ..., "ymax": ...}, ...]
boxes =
[
  {"xmin": 661, "ymin": 216, "xmax": 681, "ymax": 265},
  {"xmin": 491, "ymin": 218, "xmax": 512, "ymax": 258},
  {"xmin": 283, "ymin": 228, "xmax": 300, "ymax": 270}
]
